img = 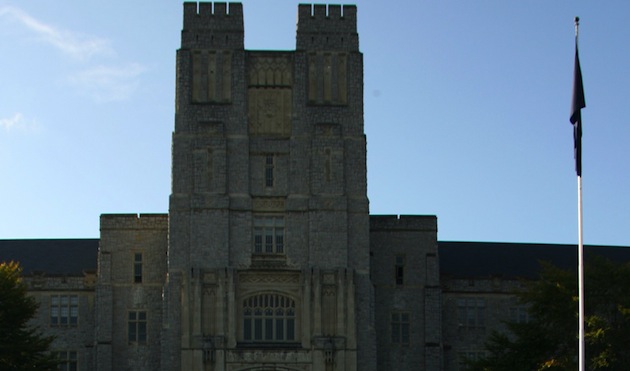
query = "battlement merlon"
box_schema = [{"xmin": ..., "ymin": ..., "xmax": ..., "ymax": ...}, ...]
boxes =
[
  {"xmin": 183, "ymin": 2, "xmax": 243, "ymax": 28},
  {"xmin": 181, "ymin": 2, "xmax": 244, "ymax": 49},
  {"xmin": 296, "ymin": 4, "xmax": 359, "ymax": 51},
  {"xmin": 298, "ymin": 4, "xmax": 357, "ymax": 31}
]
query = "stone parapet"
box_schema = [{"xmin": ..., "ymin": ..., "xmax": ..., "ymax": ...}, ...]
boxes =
[{"xmin": 370, "ymin": 214, "xmax": 437, "ymax": 232}]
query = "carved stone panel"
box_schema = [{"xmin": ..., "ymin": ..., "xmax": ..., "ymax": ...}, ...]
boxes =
[
  {"xmin": 252, "ymin": 197, "xmax": 286, "ymax": 212},
  {"xmin": 248, "ymin": 55, "xmax": 292, "ymax": 87},
  {"xmin": 248, "ymin": 88, "xmax": 292, "ymax": 137},
  {"xmin": 192, "ymin": 50, "xmax": 232, "ymax": 103},
  {"xmin": 308, "ymin": 52, "xmax": 347, "ymax": 105}
]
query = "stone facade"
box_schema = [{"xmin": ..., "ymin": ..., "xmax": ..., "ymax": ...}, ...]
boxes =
[
  {"xmin": 96, "ymin": 214, "xmax": 168, "ymax": 371},
  {"xmin": 5, "ymin": 3, "xmax": 630, "ymax": 371},
  {"xmin": 27, "ymin": 273, "xmax": 97, "ymax": 369},
  {"xmin": 440, "ymin": 277, "xmax": 524, "ymax": 370},
  {"xmin": 370, "ymin": 215, "xmax": 442, "ymax": 371},
  {"xmin": 159, "ymin": 3, "xmax": 371, "ymax": 370}
]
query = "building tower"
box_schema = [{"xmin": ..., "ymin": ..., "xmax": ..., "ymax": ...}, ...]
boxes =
[{"xmin": 161, "ymin": 2, "xmax": 375, "ymax": 370}]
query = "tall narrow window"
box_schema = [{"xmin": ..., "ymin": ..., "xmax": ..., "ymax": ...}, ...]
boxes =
[
  {"xmin": 395, "ymin": 255, "xmax": 405, "ymax": 285},
  {"xmin": 391, "ymin": 311, "xmax": 410, "ymax": 346},
  {"xmin": 253, "ymin": 216, "xmax": 285, "ymax": 254},
  {"xmin": 128, "ymin": 310, "xmax": 147, "ymax": 344},
  {"xmin": 134, "ymin": 253, "xmax": 143, "ymax": 283},
  {"xmin": 55, "ymin": 351, "xmax": 77, "ymax": 371},
  {"xmin": 243, "ymin": 294, "xmax": 296, "ymax": 342},
  {"xmin": 50, "ymin": 295, "xmax": 78, "ymax": 327},
  {"xmin": 265, "ymin": 155, "xmax": 274, "ymax": 187},
  {"xmin": 325, "ymin": 148, "xmax": 332, "ymax": 182}
]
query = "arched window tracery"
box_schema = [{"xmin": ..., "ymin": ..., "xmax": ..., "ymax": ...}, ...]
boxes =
[{"xmin": 242, "ymin": 293, "xmax": 296, "ymax": 342}]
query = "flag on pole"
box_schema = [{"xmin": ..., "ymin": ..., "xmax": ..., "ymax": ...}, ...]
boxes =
[{"xmin": 570, "ymin": 43, "xmax": 586, "ymax": 176}]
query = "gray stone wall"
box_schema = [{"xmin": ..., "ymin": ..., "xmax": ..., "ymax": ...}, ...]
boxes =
[
  {"xmin": 96, "ymin": 214, "xmax": 168, "ymax": 371},
  {"xmin": 441, "ymin": 277, "xmax": 525, "ymax": 370},
  {"xmin": 27, "ymin": 275, "xmax": 96, "ymax": 371},
  {"xmin": 166, "ymin": 2, "xmax": 372, "ymax": 370},
  {"xmin": 370, "ymin": 215, "xmax": 442, "ymax": 370}
]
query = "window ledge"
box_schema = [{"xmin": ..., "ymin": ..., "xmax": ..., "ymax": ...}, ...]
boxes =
[
  {"xmin": 250, "ymin": 254, "xmax": 287, "ymax": 269},
  {"xmin": 237, "ymin": 342, "xmax": 301, "ymax": 349}
]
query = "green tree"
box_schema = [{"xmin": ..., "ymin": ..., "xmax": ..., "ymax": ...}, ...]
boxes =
[
  {"xmin": 0, "ymin": 261, "xmax": 58, "ymax": 370},
  {"xmin": 468, "ymin": 258, "xmax": 630, "ymax": 371}
]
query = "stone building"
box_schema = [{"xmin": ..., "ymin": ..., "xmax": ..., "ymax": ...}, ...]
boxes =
[{"xmin": 2, "ymin": 3, "xmax": 630, "ymax": 371}]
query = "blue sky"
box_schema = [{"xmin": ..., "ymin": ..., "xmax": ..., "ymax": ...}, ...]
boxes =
[{"xmin": 1, "ymin": 1, "xmax": 629, "ymax": 246}]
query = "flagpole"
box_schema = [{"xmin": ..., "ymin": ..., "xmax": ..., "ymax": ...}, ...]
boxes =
[
  {"xmin": 578, "ymin": 175, "xmax": 584, "ymax": 371},
  {"xmin": 574, "ymin": 16, "xmax": 585, "ymax": 371}
]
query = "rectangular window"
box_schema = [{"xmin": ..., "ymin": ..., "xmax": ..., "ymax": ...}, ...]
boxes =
[
  {"xmin": 253, "ymin": 217, "xmax": 285, "ymax": 254},
  {"xmin": 134, "ymin": 253, "xmax": 143, "ymax": 283},
  {"xmin": 458, "ymin": 351, "xmax": 486, "ymax": 369},
  {"xmin": 128, "ymin": 310, "xmax": 147, "ymax": 344},
  {"xmin": 265, "ymin": 155, "xmax": 274, "ymax": 188},
  {"xmin": 395, "ymin": 255, "xmax": 405, "ymax": 285},
  {"xmin": 55, "ymin": 351, "xmax": 77, "ymax": 371},
  {"xmin": 457, "ymin": 298, "xmax": 486, "ymax": 330},
  {"xmin": 509, "ymin": 305, "xmax": 530, "ymax": 324},
  {"xmin": 391, "ymin": 311, "xmax": 410, "ymax": 346},
  {"xmin": 50, "ymin": 295, "xmax": 78, "ymax": 327}
]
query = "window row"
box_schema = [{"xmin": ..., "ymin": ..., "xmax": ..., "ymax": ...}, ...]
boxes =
[
  {"xmin": 243, "ymin": 294, "xmax": 296, "ymax": 342},
  {"xmin": 129, "ymin": 217, "xmax": 287, "ymax": 270},
  {"xmin": 50, "ymin": 295, "xmax": 78, "ymax": 327},
  {"xmin": 125, "ymin": 297, "xmax": 300, "ymax": 346},
  {"xmin": 457, "ymin": 298, "xmax": 486, "ymax": 330},
  {"xmin": 457, "ymin": 298, "xmax": 531, "ymax": 330},
  {"xmin": 55, "ymin": 351, "xmax": 77, "ymax": 371}
]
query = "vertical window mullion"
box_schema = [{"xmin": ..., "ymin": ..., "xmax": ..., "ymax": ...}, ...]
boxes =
[
  {"xmin": 243, "ymin": 294, "xmax": 295, "ymax": 343},
  {"xmin": 51, "ymin": 295, "xmax": 59, "ymax": 326},
  {"xmin": 254, "ymin": 217, "xmax": 286, "ymax": 255}
]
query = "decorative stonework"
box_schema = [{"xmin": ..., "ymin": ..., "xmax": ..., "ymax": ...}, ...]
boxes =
[
  {"xmin": 308, "ymin": 52, "xmax": 348, "ymax": 105},
  {"xmin": 322, "ymin": 272, "xmax": 336, "ymax": 285},
  {"xmin": 248, "ymin": 55, "xmax": 292, "ymax": 87},
  {"xmin": 192, "ymin": 49, "xmax": 232, "ymax": 103},
  {"xmin": 227, "ymin": 359, "xmax": 312, "ymax": 371},
  {"xmin": 247, "ymin": 54, "xmax": 293, "ymax": 137},
  {"xmin": 239, "ymin": 272, "xmax": 299, "ymax": 284},
  {"xmin": 252, "ymin": 197, "xmax": 285, "ymax": 212},
  {"xmin": 322, "ymin": 285, "xmax": 336, "ymax": 297},
  {"xmin": 203, "ymin": 272, "xmax": 217, "ymax": 284},
  {"xmin": 248, "ymin": 88, "xmax": 292, "ymax": 136}
]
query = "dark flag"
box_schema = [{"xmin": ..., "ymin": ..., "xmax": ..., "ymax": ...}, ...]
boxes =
[{"xmin": 570, "ymin": 43, "xmax": 586, "ymax": 176}]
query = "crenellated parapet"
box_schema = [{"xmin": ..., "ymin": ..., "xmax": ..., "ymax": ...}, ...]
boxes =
[
  {"xmin": 370, "ymin": 215, "xmax": 438, "ymax": 232},
  {"xmin": 181, "ymin": 2, "xmax": 244, "ymax": 49},
  {"xmin": 100, "ymin": 213, "xmax": 168, "ymax": 231},
  {"xmin": 297, "ymin": 4, "xmax": 358, "ymax": 51}
]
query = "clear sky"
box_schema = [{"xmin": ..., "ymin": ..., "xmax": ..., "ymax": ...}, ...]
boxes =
[{"xmin": 1, "ymin": 1, "xmax": 629, "ymax": 246}]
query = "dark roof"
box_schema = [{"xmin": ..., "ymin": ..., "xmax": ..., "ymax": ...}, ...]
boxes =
[
  {"xmin": 0, "ymin": 239, "xmax": 98, "ymax": 276},
  {"xmin": 439, "ymin": 241, "xmax": 630, "ymax": 280}
]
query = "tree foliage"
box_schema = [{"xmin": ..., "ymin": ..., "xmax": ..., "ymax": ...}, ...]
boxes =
[
  {"xmin": 468, "ymin": 257, "xmax": 630, "ymax": 371},
  {"xmin": 0, "ymin": 261, "xmax": 58, "ymax": 370}
]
